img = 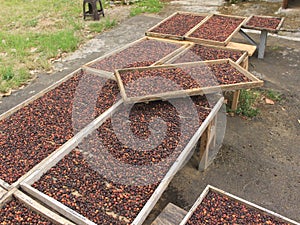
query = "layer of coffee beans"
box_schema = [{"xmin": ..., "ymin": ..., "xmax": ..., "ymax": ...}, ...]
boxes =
[
  {"xmin": 88, "ymin": 39, "xmax": 182, "ymax": 72},
  {"xmin": 189, "ymin": 15, "xmax": 244, "ymax": 42},
  {"xmin": 0, "ymin": 70, "xmax": 119, "ymax": 184},
  {"xmin": 0, "ymin": 199, "xmax": 53, "ymax": 225},
  {"xmin": 149, "ymin": 13, "xmax": 205, "ymax": 36},
  {"xmin": 245, "ymin": 16, "xmax": 282, "ymax": 31},
  {"xmin": 173, "ymin": 44, "xmax": 244, "ymax": 63},
  {"xmin": 186, "ymin": 191, "xmax": 291, "ymax": 225},
  {"xmin": 119, "ymin": 62, "xmax": 251, "ymax": 98},
  {"xmin": 33, "ymin": 96, "xmax": 214, "ymax": 225}
]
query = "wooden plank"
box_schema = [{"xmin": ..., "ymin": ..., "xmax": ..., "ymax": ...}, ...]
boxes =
[
  {"xmin": 231, "ymin": 90, "xmax": 241, "ymax": 111},
  {"xmin": 0, "ymin": 187, "xmax": 6, "ymax": 200},
  {"xmin": 146, "ymin": 12, "xmax": 209, "ymax": 41},
  {"xmin": 151, "ymin": 203, "xmax": 187, "ymax": 225},
  {"xmin": 115, "ymin": 59, "xmax": 263, "ymax": 104},
  {"xmin": 0, "ymin": 188, "xmax": 16, "ymax": 207},
  {"xmin": 21, "ymin": 184, "xmax": 96, "ymax": 225},
  {"xmin": 258, "ymin": 30, "xmax": 268, "ymax": 59},
  {"xmin": 179, "ymin": 185, "xmax": 300, "ymax": 225},
  {"xmin": 14, "ymin": 190, "xmax": 76, "ymax": 225},
  {"xmin": 185, "ymin": 14, "xmax": 247, "ymax": 46},
  {"xmin": 226, "ymin": 42, "xmax": 257, "ymax": 56},
  {"xmin": 21, "ymin": 97, "xmax": 224, "ymax": 225},
  {"xmin": 82, "ymin": 66, "xmax": 116, "ymax": 80},
  {"xmin": 0, "ymin": 68, "xmax": 82, "ymax": 121},
  {"xmin": 243, "ymin": 15, "xmax": 285, "ymax": 33}
]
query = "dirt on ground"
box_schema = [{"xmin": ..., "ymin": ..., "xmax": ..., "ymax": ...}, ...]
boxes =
[{"xmin": 0, "ymin": 1, "xmax": 299, "ymax": 224}]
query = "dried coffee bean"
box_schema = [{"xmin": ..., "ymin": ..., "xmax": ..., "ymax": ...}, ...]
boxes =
[
  {"xmin": 33, "ymin": 96, "xmax": 213, "ymax": 225},
  {"xmin": 88, "ymin": 39, "xmax": 182, "ymax": 72},
  {"xmin": 149, "ymin": 13, "xmax": 205, "ymax": 36},
  {"xmin": 0, "ymin": 70, "xmax": 119, "ymax": 184},
  {"xmin": 245, "ymin": 16, "xmax": 282, "ymax": 31},
  {"xmin": 189, "ymin": 15, "xmax": 244, "ymax": 42},
  {"xmin": 173, "ymin": 44, "xmax": 244, "ymax": 63},
  {"xmin": 187, "ymin": 191, "xmax": 291, "ymax": 225},
  {"xmin": 0, "ymin": 199, "xmax": 53, "ymax": 224},
  {"xmin": 119, "ymin": 62, "xmax": 251, "ymax": 98}
]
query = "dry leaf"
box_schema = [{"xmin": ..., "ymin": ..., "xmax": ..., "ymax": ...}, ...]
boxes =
[{"xmin": 265, "ymin": 98, "xmax": 275, "ymax": 105}]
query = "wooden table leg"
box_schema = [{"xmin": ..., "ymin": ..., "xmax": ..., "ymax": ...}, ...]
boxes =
[
  {"xmin": 231, "ymin": 90, "xmax": 241, "ymax": 112},
  {"xmin": 258, "ymin": 30, "xmax": 268, "ymax": 59}
]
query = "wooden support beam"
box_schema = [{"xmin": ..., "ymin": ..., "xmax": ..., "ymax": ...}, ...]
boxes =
[
  {"xmin": 231, "ymin": 90, "xmax": 241, "ymax": 111},
  {"xmin": 258, "ymin": 30, "xmax": 268, "ymax": 59}
]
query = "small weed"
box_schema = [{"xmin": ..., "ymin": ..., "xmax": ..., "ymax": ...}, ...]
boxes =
[
  {"xmin": 88, "ymin": 18, "xmax": 117, "ymax": 33},
  {"xmin": 1, "ymin": 67, "xmax": 14, "ymax": 81},
  {"xmin": 24, "ymin": 19, "xmax": 38, "ymax": 28},
  {"xmin": 130, "ymin": 0, "xmax": 163, "ymax": 16},
  {"xmin": 263, "ymin": 89, "xmax": 282, "ymax": 102},
  {"xmin": 235, "ymin": 89, "xmax": 260, "ymax": 118}
]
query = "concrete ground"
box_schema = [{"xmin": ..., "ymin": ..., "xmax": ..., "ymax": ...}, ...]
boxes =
[{"xmin": 0, "ymin": 0, "xmax": 299, "ymax": 224}]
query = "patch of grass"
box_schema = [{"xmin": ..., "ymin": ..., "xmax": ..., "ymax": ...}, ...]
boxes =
[
  {"xmin": 130, "ymin": 0, "xmax": 163, "ymax": 16},
  {"xmin": 88, "ymin": 18, "xmax": 117, "ymax": 33},
  {"xmin": 235, "ymin": 89, "xmax": 260, "ymax": 118},
  {"xmin": 0, "ymin": 67, "xmax": 31, "ymax": 93},
  {"xmin": 263, "ymin": 89, "xmax": 282, "ymax": 102}
]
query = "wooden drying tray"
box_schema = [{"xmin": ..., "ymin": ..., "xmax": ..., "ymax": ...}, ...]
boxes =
[
  {"xmin": 83, "ymin": 36, "xmax": 190, "ymax": 77},
  {"xmin": 0, "ymin": 68, "xmax": 120, "ymax": 190},
  {"xmin": 164, "ymin": 42, "xmax": 248, "ymax": 65},
  {"xmin": 185, "ymin": 14, "xmax": 247, "ymax": 46},
  {"xmin": 145, "ymin": 11, "xmax": 210, "ymax": 41},
  {"xmin": 0, "ymin": 188, "xmax": 75, "ymax": 224},
  {"xmin": 179, "ymin": 185, "xmax": 300, "ymax": 225},
  {"xmin": 20, "ymin": 97, "xmax": 224, "ymax": 225},
  {"xmin": 243, "ymin": 15, "xmax": 285, "ymax": 33},
  {"xmin": 115, "ymin": 59, "xmax": 263, "ymax": 104}
]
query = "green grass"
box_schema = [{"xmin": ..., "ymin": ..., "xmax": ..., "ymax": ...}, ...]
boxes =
[
  {"xmin": 130, "ymin": 0, "xmax": 163, "ymax": 16},
  {"xmin": 235, "ymin": 89, "xmax": 260, "ymax": 118},
  {"xmin": 263, "ymin": 89, "xmax": 282, "ymax": 102},
  {"xmin": 0, "ymin": 0, "xmax": 121, "ymax": 94},
  {"xmin": 88, "ymin": 17, "xmax": 117, "ymax": 33}
]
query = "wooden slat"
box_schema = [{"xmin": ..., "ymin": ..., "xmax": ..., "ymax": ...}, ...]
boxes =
[
  {"xmin": 179, "ymin": 185, "xmax": 300, "ymax": 225},
  {"xmin": 185, "ymin": 14, "xmax": 247, "ymax": 46},
  {"xmin": 21, "ymin": 97, "xmax": 224, "ymax": 225},
  {"xmin": 0, "ymin": 187, "xmax": 6, "ymax": 200},
  {"xmin": 115, "ymin": 59, "xmax": 263, "ymax": 104},
  {"xmin": 151, "ymin": 203, "xmax": 187, "ymax": 225},
  {"xmin": 21, "ymin": 184, "xmax": 96, "ymax": 225},
  {"xmin": 15, "ymin": 190, "xmax": 76, "ymax": 225},
  {"xmin": 226, "ymin": 42, "xmax": 256, "ymax": 56},
  {"xmin": 0, "ymin": 188, "xmax": 16, "ymax": 207}
]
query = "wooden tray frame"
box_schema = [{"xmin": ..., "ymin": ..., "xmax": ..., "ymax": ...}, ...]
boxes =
[
  {"xmin": 179, "ymin": 185, "xmax": 300, "ymax": 225},
  {"xmin": 185, "ymin": 14, "xmax": 247, "ymax": 46},
  {"xmin": 243, "ymin": 15, "xmax": 285, "ymax": 33},
  {"xmin": 0, "ymin": 68, "xmax": 122, "ymax": 190},
  {"xmin": 0, "ymin": 188, "xmax": 75, "ymax": 224},
  {"xmin": 20, "ymin": 98, "xmax": 224, "ymax": 225},
  {"xmin": 83, "ymin": 36, "xmax": 190, "ymax": 77},
  {"xmin": 164, "ymin": 43, "xmax": 248, "ymax": 66},
  {"xmin": 145, "ymin": 11, "xmax": 210, "ymax": 41},
  {"xmin": 115, "ymin": 59, "xmax": 263, "ymax": 104}
]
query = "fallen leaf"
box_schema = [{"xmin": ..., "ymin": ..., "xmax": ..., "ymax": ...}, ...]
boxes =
[{"xmin": 265, "ymin": 98, "xmax": 275, "ymax": 105}]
